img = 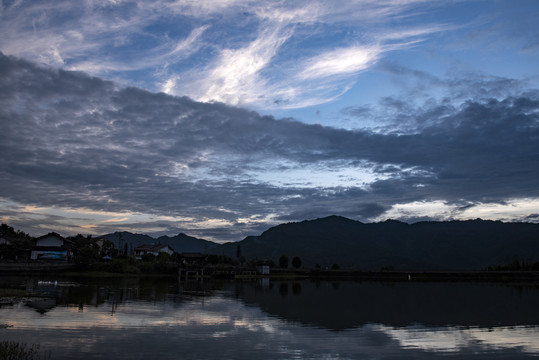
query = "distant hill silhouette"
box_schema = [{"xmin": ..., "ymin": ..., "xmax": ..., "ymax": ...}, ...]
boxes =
[
  {"xmin": 102, "ymin": 231, "xmax": 218, "ymax": 253},
  {"xmin": 102, "ymin": 231, "xmax": 155, "ymax": 250},
  {"xmin": 211, "ymin": 216, "xmax": 539, "ymax": 270}
]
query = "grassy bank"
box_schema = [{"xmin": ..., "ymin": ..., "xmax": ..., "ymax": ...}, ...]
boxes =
[
  {"xmin": 0, "ymin": 288, "xmax": 28, "ymax": 297},
  {"xmin": 60, "ymin": 270, "xmax": 177, "ymax": 278}
]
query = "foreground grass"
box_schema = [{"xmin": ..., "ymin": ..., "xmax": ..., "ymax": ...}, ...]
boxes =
[{"xmin": 0, "ymin": 341, "xmax": 42, "ymax": 360}]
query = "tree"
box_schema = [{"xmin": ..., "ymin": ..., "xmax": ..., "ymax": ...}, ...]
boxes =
[
  {"xmin": 0, "ymin": 224, "xmax": 31, "ymax": 240},
  {"xmin": 236, "ymin": 244, "xmax": 246, "ymax": 264},
  {"xmin": 141, "ymin": 253, "xmax": 156, "ymax": 262},
  {"xmin": 100, "ymin": 239, "xmax": 117, "ymax": 258},
  {"xmin": 74, "ymin": 244, "xmax": 100, "ymax": 269},
  {"xmin": 68, "ymin": 234, "xmax": 91, "ymax": 254},
  {"xmin": 206, "ymin": 254, "xmax": 236, "ymax": 266},
  {"xmin": 292, "ymin": 256, "xmax": 302, "ymax": 269},
  {"xmin": 0, "ymin": 224, "xmax": 33, "ymax": 261},
  {"xmin": 236, "ymin": 244, "xmax": 242, "ymax": 259},
  {"xmin": 279, "ymin": 255, "xmax": 289, "ymax": 268}
]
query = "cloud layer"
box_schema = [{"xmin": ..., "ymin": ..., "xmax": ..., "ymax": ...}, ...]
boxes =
[{"xmin": 1, "ymin": 53, "xmax": 538, "ymax": 240}]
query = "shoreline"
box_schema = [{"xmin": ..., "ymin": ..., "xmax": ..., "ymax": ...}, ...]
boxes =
[
  {"xmin": 303, "ymin": 270, "xmax": 539, "ymax": 283},
  {"xmin": 234, "ymin": 269, "xmax": 539, "ymax": 283},
  {"xmin": 1, "ymin": 263, "xmax": 538, "ymax": 283}
]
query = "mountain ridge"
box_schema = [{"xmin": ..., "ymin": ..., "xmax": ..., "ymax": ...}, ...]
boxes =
[
  {"xmin": 211, "ymin": 216, "xmax": 539, "ymax": 271},
  {"xmin": 98, "ymin": 216, "xmax": 539, "ymax": 270}
]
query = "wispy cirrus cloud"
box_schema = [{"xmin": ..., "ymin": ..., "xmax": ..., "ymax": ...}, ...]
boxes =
[
  {"xmin": 70, "ymin": 24, "xmax": 210, "ymax": 77},
  {"xmin": 297, "ymin": 46, "xmax": 382, "ymax": 80},
  {"xmin": 0, "ymin": 0, "xmax": 451, "ymax": 109},
  {"xmin": 188, "ymin": 23, "xmax": 294, "ymax": 105}
]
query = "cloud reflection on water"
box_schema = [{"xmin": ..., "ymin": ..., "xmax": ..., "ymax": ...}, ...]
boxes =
[
  {"xmin": 382, "ymin": 324, "xmax": 539, "ymax": 354},
  {"xmin": 2, "ymin": 279, "xmax": 539, "ymax": 359}
]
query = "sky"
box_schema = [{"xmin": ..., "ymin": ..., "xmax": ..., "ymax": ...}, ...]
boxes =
[{"xmin": 0, "ymin": 0, "xmax": 538, "ymax": 242}]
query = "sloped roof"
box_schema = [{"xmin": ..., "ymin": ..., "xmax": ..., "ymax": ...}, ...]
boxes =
[
  {"xmin": 34, "ymin": 232, "xmax": 73, "ymax": 247},
  {"xmin": 35, "ymin": 232, "xmax": 66, "ymax": 241}
]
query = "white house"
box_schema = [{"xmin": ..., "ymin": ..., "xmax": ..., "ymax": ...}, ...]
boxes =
[
  {"xmin": 31, "ymin": 232, "xmax": 73, "ymax": 261},
  {"xmin": 256, "ymin": 261, "xmax": 271, "ymax": 275},
  {"xmin": 134, "ymin": 244, "xmax": 174, "ymax": 259}
]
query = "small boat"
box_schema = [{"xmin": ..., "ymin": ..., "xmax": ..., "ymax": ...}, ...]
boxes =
[
  {"xmin": 26, "ymin": 297, "xmax": 56, "ymax": 313},
  {"xmin": 37, "ymin": 280, "xmax": 58, "ymax": 286}
]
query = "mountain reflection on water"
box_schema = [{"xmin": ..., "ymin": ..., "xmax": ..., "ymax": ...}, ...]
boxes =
[
  {"xmin": 234, "ymin": 280, "xmax": 539, "ymax": 329},
  {"xmin": 1, "ymin": 276, "xmax": 539, "ymax": 359}
]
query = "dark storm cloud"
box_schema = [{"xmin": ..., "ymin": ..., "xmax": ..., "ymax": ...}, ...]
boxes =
[
  {"xmin": 378, "ymin": 61, "xmax": 529, "ymax": 121},
  {"xmin": 353, "ymin": 203, "xmax": 390, "ymax": 219},
  {"xmin": 1, "ymin": 53, "xmax": 538, "ymax": 239},
  {"xmin": 525, "ymin": 214, "xmax": 539, "ymax": 222},
  {"xmin": 341, "ymin": 105, "xmax": 373, "ymax": 118},
  {"xmin": 379, "ymin": 61, "xmax": 443, "ymax": 87}
]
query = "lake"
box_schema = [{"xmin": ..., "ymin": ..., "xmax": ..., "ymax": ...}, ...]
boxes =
[{"xmin": 1, "ymin": 276, "xmax": 539, "ymax": 359}]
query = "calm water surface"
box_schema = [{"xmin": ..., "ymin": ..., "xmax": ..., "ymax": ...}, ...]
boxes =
[{"xmin": 1, "ymin": 276, "xmax": 539, "ymax": 359}]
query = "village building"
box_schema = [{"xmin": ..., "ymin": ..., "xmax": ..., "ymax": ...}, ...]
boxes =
[
  {"xmin": 31, "ymin": 232, "xmax": 73, "ymax": 261},
  {"xmin": 134, "ymin": 244, "xmax": 174, "ymax": 259},
  {"xmin": 92, "ymin": 236, "xmax": 106, "ymax": 249},
  {"xmin": 0, "ymin": 237, "xmax": 14, "ymax": 261},
  {"xmin": 177, "ymin": 252, "xmax": 208, "ymax": 281},
  {"xmin": 91, "ymin": 236, "xmax": 116, "ymax": 259},
  {"xmin": 178, "ymin": 252, "xmax": 208, "ymax": 266}
]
